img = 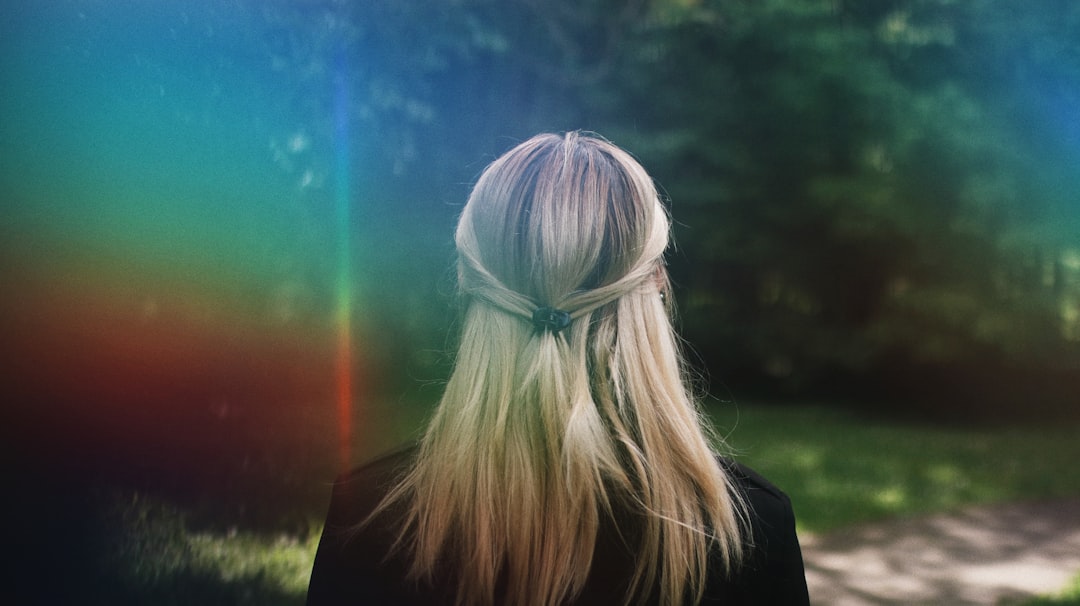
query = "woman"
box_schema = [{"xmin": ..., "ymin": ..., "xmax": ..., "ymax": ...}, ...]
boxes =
[{"xmin": 307, "ymin": 132, "xmax": 809, "ymax": 605}]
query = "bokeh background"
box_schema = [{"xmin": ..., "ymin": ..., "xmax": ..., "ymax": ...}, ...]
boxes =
[{"xmin": 3, "ymin": 1, "xmax": 1079, "ymax": 604}]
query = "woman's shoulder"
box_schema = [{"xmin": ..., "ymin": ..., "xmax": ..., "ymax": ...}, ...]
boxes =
[
  {"xmin": 338, "ymin": 445, "xmax": 417, "ymax": 487},
  {"xmin": 307, "ymin": 444, "xmax": 432, "ymax": 605},
  {"xmin": 325, "ymin": 444, "xmax": 418, "ymax": 525},
  {"xmin": 706, "ymin": 457, "xmax": 810, "ymax": 605},
  {"xmin": 719, "ymin": 456, "xmax": 798, "ymax": 544},
  {"xmin": 721, "ymin": 457, "xmax": 794, "ymax": 518}
]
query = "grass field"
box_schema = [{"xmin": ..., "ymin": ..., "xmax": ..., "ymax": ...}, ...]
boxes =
[
  {"xmin": 88, "ymin": 401, "xmax": 1080, "ymax": 605},
  {"xmin": 709, "ymin": 403, "xmax": 1080, "ymax": 533}
]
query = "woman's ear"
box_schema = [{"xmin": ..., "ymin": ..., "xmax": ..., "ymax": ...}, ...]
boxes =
[
  {"xmin": 654, "ymin": 264, "xmax": 671, "ymax": 306},
  {"xmin": 653, "ymin": 264, "xmax": 668, "ymax": 292}
]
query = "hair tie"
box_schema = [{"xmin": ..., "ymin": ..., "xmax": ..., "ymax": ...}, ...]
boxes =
[{"xmin": 532, "ymin": 307, "xmax": 571, "ymax": 334}]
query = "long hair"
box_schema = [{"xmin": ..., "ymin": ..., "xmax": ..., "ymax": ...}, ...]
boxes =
[{"xmin": 373, "ymin": 132, "xmax": 745, "ymax": 605}]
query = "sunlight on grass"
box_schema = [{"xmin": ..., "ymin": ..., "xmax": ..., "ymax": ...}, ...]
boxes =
[
  {"xmin": 105, "ymin": 491, "xmax": 320, "ymax": 605},
  {"xmin": 872, "ymin": 485, "xmax": 907, "ymax": 508},
  {"xmin": 185, "ymin": 530, "xmax": 319, "ymax": 595},
  {"xmin": 710, "ymin": 403, "xmax": 1080, "ymax": 533}
]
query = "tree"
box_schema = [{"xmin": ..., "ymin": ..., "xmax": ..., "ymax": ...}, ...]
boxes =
[{"xmin": 583, "ymin": 0, "xmax": 1080, "ymax": 407}]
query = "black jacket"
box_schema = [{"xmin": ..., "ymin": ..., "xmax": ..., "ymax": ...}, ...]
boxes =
[{"xmin": 307, "ymin": 447, "xmax": 810, "ymax": 605}]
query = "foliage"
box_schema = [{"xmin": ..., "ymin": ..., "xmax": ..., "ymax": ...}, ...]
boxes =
[{"xmin": 582, "ymin": 0, "xmax": 1080, "ymax": 399}]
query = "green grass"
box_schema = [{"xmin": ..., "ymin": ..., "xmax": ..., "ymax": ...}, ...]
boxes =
[
  {"xmin": 708, "ymin": 403, "xmax": 1080, "ymax": 533},
  {"xmin": 98, "ymin": 491, "xmax": 319, "ymax": 605}
]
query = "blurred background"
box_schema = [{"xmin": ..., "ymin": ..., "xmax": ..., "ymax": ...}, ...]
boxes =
[{"xmin": 3, "ymin": 0, "xmax": 1079, "ymax": 604}]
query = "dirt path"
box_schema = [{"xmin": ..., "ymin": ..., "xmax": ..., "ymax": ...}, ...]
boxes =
[{"xmin": 801, "ymin": 498, "xmax": 1080, "ymax": 605}]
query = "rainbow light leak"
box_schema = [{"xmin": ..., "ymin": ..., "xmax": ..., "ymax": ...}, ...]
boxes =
[
  {"xmin": 333, "ymin": 50, "xmax": 355, "ymax": 471},
  {"xmin": 1, "ymin": 2, "xmax": 397, "ymax": 485}
]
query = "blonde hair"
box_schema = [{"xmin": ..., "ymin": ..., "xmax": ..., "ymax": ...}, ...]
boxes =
[{"xmin": 373, "ymin": 132, "xmax": 744, "ymax": 605}]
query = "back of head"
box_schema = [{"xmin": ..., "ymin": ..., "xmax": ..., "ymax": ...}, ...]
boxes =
[
  {"xmin": 385, "ymin": 132, "xmax": 744, "ymax": 606},
  {"xmin": 456, "ymin": 131, "xmax": 666, "ymax": 311}
]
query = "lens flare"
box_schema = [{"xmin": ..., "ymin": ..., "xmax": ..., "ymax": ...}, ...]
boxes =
[{"xmin": 333, "ymin": 52, "xmax": 354, "ymax": 471}]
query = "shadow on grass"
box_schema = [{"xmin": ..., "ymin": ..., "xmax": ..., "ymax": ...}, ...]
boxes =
[
  {"xmin": 88, "ymin": 570, "xmax": 305, "ymax": 606},
  {"xmin": 13, "ymin": 569, "xmax": 303, "ymax": 606}
]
